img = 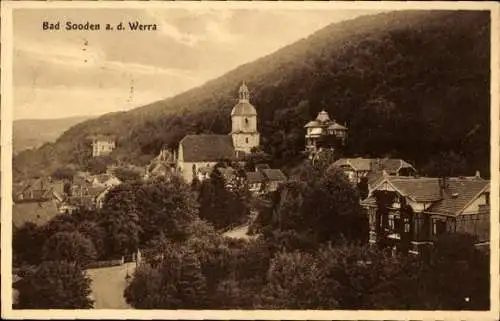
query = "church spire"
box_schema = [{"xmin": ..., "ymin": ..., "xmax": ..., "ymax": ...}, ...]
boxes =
[{"xmin": 238, "ymin": 81, "xmax": 249, "ymax": 102}]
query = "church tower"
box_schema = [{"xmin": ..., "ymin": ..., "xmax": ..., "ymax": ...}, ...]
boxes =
[{"xmin": 231, "ymin": 81, "xmax": 260, "ymax": 153}]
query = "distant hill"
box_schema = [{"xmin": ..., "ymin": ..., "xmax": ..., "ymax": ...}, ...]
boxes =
[
  {"xmin": 13, "ymin": 10, "xmax": 490, "ymax": 181},
  {"xmin": 13, "ymin": 116, "xmax": 93, "ymax": 155}
]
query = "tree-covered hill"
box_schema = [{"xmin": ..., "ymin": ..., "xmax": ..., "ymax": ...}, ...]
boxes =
[{"xmin": 13, "ymin": 10, "xmax": 490, "ymax": 180}]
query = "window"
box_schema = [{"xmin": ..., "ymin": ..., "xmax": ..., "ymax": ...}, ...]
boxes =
[
  {"xmin": 245, "ymin": 137, "xmax": 249, "ymax": 144},
  {"xmin": 245, "ymin": 118, "xmax": 249, "ymax": 125},
  {"xmin": 388, "ymin": 214, "xmax": 395, "ymax": 230},
  {"xmin": 404, "ymin": 217, "xmax": 411, "ymax": 233},
  {"xmin": 485, "ymin": 192, "xmax": 490, "ymax": 205},
  {"xmin": 433, "ymin": 219, "xmax": 446, "ymax": 236}
]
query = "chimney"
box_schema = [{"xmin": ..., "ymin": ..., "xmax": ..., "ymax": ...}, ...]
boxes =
[
  {"xmin": 439, "ymin": 177, "xmax": 448, "ymax": 199},
  {"xmin": 475, "ymin": 170, "xmax": 481, "ymax": 179}
]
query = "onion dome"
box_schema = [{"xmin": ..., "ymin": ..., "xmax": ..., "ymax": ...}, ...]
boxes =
[{"xmin": 231, "ymin": 81, "xmax": 257, "ymax": 116}]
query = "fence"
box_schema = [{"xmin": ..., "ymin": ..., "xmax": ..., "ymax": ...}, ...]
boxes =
[{"xmin": 85, "ymin": 258, "xmax": 124, "ymax": 269}]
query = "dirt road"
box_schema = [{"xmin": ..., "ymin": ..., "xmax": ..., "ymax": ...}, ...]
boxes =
[{"xmin": 86, "ymin": 262, "xmax": 136, "ymax": 309}]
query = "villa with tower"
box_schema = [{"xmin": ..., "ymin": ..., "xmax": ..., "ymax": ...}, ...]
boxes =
[
  {"xmin": 304, "ymin": 109, "xmax": 348, "ymax": 159},
  {"xmin": 158, "ymin": 81, "xmax": 261, "ymax": 183}
]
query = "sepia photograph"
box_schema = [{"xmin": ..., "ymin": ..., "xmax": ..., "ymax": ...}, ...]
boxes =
[{"xmin": 1, "ymin": 1, "xmax": 499, "ymax": 319}]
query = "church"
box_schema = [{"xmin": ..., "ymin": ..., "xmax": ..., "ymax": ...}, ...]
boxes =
[{"xmin": 173, "ymin": 81, "xmax": 260, "ymax": 183}]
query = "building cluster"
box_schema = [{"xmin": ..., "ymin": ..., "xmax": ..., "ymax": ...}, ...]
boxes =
[
  {"xmin": 13, "ymin": 172, "xmax": 122, "ymax": 228},
  {"xmin": 143, "ymin": 82, "xmax": 287, "ymax": 195},
  {"xmin": 13, "ymin": 81, "xmax": 491, "ymax": 254},
  {"xmin": 303, "ymin": 107, "xmax": 490, "ymax": 253}
]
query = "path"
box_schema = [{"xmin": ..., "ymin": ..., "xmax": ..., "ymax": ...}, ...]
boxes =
[
  {"xmin": 86, "ymin": 262, "xmax": 136, "ymax": 309},
  {"xmin": 223, "ymin": 223, "xmax": 254, "ymax": 240}
]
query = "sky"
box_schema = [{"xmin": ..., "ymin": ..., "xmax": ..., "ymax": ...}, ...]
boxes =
[{"xmin": 13, "ymin": 8, "xmax": 377, "ymax": 120}]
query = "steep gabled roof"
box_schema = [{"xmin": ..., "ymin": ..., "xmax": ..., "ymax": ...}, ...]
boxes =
[
  {"xmin": 426, "ymin": 179, "xmax": 490, "ymax": 215},
  {"xmin": 388, "ymin": 177, "xmax": 442, "ymax": 202},
  {"xmin": 261, "ymin": 169, "xmax": 287, "ymax": 182},
  {"xmin": 332, "ymin": 158, "xmax": 415, "ymax": 174},
  {"xmin": 246, "ymin": 171, "xmax": 265, "ymax": 184},
  {"xmin": 180, "ymin": 135, "xmax": 235, "ymax": 162}
]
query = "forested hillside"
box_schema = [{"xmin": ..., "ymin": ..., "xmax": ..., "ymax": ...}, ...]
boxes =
[{"xmin": 13, "ymin": 10, "xmax": 490, "ymax": 180}]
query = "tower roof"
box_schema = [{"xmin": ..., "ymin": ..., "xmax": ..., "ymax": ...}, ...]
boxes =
[
  {"xmin": 316, "ymin": 110, "xmax": 331, "ymax": 123},
  {"xmin": 232, "ymin": 81, "xmax": 257, "ymax": 116},
  {"xmin": 231, "ymin": 102, "xmax": 257, "ymax": 116}
]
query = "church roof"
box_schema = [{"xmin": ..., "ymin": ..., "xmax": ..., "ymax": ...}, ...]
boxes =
[
  {"xmin": 231, "ymin": 101, "xmax": 257, "ymax": 116},
  {"xmin": 180, "ymin": 135, "xmax": 235, "ymax": 162}
]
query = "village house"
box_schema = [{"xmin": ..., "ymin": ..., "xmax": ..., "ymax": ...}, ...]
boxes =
[
  {"xmin": 244, "ymin": 165, "xmax": 287, "ymax": 195},
  {"xmin": 144, "ymin": 148, "xmax": 177, "ymax": 180},
  {"xmin": 260, "ymin": 168, "xmax": 287, "ymax": 192},
  {"xmin": 332, "ymin": 157, "xmax": 417, "ymax": 185},
  {"xmin": 171, "ymin": 81, "xmax": 260, "ymax": 183},
  {"xmin": 12, "ymin": 178, "xmax": 67, "ymax": 227},
  {"xmin": 88, "ymin": 173, "xmax": 122, "ymax": 188},
  {"xmin": 246, "ymin": 171, "xmax": 265, "ymax": 195},
  {"xmin": 65, "ymin": 184, "xmax": 110, "ymax": 212},
  {"xmin": 361, "ymin": 172, "xmax": 490, "ymax": 254},
  {"xmin": 304, "ymin": 109, "xmax": 347, "ymax": 159},
  {"xmin": 91, "ymin": 135, "xmax": 116, "ymax": 157}
]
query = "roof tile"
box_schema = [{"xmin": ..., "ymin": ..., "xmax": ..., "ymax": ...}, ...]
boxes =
[{"xmin": 180, "ymin": 135, "xmax": 235, "ymax": 162}]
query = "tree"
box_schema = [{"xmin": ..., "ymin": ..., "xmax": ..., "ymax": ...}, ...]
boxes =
[
  {"xmin": 13, "ymin": 223, "xmax": 44, "ymax": 266},
  {"xmin": 418, "ymin": 233, "xmax": 490, "ymax": 310},
  {"xmin": 16, "ymin": 261, "xmax": 93, "ymax": 309},
  {"xmin": 259, "ymin": 250, "xmax": 339, "ymax": 309},
  {"xmin": 422, "ymin": 150, "xmax": 468, "ymax": 177},
  {"xmin": 198, "ymin": 168, "xmax": 240, "ymax": 230},
  {"xmin": 113, "ymin": 167, "xmax": 142, "ymax": 183},
  {"xmin": 124, "ymin": 244, "xmax": 208, "ymax": 309},
  {"xmin": 51, "ymin": 166, "xmax": 75, "ymax": 181},
  {"xmin": 136, "ymin": 175, "xmax": 198, "ymax": 245},
  {"xmin": 77, "ymin": 220, "xmax": 107, "ymax": 260},
  {"xmin": 101, "ymin": 183, "xmax": 141, "ymax": 257},
  {"xmin": 311, "ymin": 148, "xmax": 339, "ymax": 173},
  {"xmin": 87, "ymin": 156, "xmax": 112, "ymax": 174},
  {"xmin": 41, "ymin": 231, "xmax": 97, "ymax": 266},
  {"xmin": 302, "ymin": 166, "xmax": 368, "ymax": 244}
]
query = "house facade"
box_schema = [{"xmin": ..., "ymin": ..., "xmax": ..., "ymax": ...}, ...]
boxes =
[
  {"xmin": 91, "ymin": 136, "xmax": 116, "ymax": 157},
  {"xmin": 362, "ymin": 174, "xmax": 490, "ymax": 254}
]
